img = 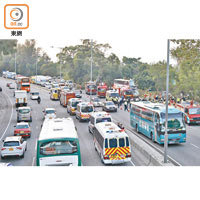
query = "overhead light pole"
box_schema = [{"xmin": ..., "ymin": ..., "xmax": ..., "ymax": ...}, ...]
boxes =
[
  {"xmin": 90, "ymin": 39, "xmax": 93, "ymax": 102},
  {"xmin": 164, "ymin": 39, "xmax": 170, "ymax": 163}
]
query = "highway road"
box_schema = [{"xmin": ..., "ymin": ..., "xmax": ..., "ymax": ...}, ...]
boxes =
[
  {"xmin": 0, "ymin": 77, "xmax": 138, "ymax": 166},
  {"xmin": 1, "ymin": 77, "xmax": 200, "ymax": 166}
]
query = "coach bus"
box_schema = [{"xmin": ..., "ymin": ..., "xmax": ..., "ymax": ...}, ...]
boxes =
[
  {"xmin": 16, "ymin": 76, "xmax": 31, "ymax": 92},
  {"xmin": 36, "ymin": 118, "xmax": 81, "ymax": 166},
  {"xmin": 130, "ymin": 101, "xmax": 188, "ymax": 144}
]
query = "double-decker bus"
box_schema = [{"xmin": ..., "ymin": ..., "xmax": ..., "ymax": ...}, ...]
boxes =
[
  {"xmin": 85, "ymin": 81, "xmax": 97, "ymax": 95},
  {"xmin": 113, "ymin": 79, "xmax": 139, "ymax": 99},
  {"xmin": 16, "ymin": 76, "xmax": 31, "ymax": 92},
  {"xmin": 130, "ymin": 101, "xmax": 187, "ymax": 144},
  {"xmin": 36, "ymin": 118, "xmax": 81, "ymax": 166},
  {"xmin": 97, "ymin": 83, "xmax": 107, "ymax": 98},
  {"xmin": 176, "ymin": 101, "xmax": 200, "ymax": 125}
]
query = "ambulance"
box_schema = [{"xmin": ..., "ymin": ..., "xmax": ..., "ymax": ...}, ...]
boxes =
[
  {"xmin": 88, "ymin": 112, "xmax": 112, "ymax": 134},
  {"xmin": 93, "ymin": 122, "xmax": 131, "ymax": 165}
]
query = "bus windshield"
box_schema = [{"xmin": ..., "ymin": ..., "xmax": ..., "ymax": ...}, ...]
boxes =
[
  {"xmin": 189, "ymin": 108, "xmax": 200, "ymax": 115},
  {"xmin": 98, "ymin": 88, "xmax": 106, "ymax": 92},
  {"xmin": 81, "ymin": 106, "xmax": 93, "ymax": 113},
  {"xmin": 88, "ymin": 85, "xmax": 96, "ymax": 89},
  {"xmin": 40, "ymin": 140, "xmax": 78, "ymax": 155},
  {"xmin": 160, "ymin": 112, "xmax": 185, "ymax": 129}
]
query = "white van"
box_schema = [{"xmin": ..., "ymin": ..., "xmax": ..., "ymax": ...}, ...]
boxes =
[
  {"xmin": 15, "ymin": 90, "xmax": 27, "ymax": 107},
  {"xmin": 17, "ymin": 107, "xmax": 32, "ymax": 122},
  {"xmin": 88, "ymin": 112, "xmax": 112, "ymax": 134},
  {"xmin": 75, "ymin": 102, "xmax": 94, "ymax": 122},
  {"xmin": 93, "ymin": 122, "xmax": 131, "ymax": 165}
]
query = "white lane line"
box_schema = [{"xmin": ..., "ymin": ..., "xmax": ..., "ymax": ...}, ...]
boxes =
[
  {"xmin": 190, "ymin": 143, "xmax": 200, "ymax": 149},
  {"xmin": 32, "ymin": 157, "xmax": 35, "ymax": 166},
  {"xmin": 35, "ymin": 141, "xmax": 37, "ymax": 151},
  {"xmin": 0, "ymin": 92, "xmax": 14, "ymax": 140},
  {"xmin": 130, "ymin": 160, "xmax": 135, "ymax": 166}
]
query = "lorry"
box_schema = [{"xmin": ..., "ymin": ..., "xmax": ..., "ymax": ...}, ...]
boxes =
[
  {"xmin": 60, "ymin": 90, "xmax": 76, "ymax": 107},
  {"xmin": 15, "ymin": 90, "xmax": 27, "ymax": 107}
]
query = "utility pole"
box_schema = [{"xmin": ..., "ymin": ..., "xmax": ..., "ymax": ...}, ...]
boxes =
[
  {"xmin": 164, "ymin": 39, "xmax": 170, "ymax": 163},
  {"xmin": 90, "ymin": 39, "xmax": 93, "ymax": 102},
  {"xmin": 36, "ymin": 53, "xmax": 38, "ymax": 84}
]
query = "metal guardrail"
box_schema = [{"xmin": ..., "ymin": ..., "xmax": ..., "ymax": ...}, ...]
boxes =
[{"xmin": 125, "ymin": 126, "xmax": 181, "ymax": 166}]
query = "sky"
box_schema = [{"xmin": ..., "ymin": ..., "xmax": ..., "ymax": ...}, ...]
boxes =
[{"xmin": 2, "ymin": 0, "xmax": 200, "ymax": 64}]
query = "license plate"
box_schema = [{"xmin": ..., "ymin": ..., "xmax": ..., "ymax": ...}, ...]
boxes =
[
  {"xmin": 9, "ymin": 148, "xmax": 13, "ymax": 151},
  {"xmin": 20, "ymin": 131, "xmax": 24, "ymax": 133},
  {"xmin": 111, "ymin": 155, "xmax": 117, "ymax": 158}
]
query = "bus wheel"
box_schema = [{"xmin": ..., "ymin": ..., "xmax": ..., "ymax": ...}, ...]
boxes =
[
  {"xmin": 151, "ymin": 133, "xmax": 155, "ymax": 143},
  {"xmin": 136, "ymin": 124, "xmax": 139, "ymax": 133}
]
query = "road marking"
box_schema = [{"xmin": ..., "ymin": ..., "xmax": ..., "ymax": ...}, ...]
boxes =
[
  {"xmin": 32, "ymin": 157, "xmax": 35, "ymax": 166},
  {"xmin": 35, "ymin": 141, "xmax": 37, "ymax": 151},
  {"xmin": 0, "ymin": 92, "xmax": 14, "ymax": 141},
  {"xmin": 190, "ymin": 143, "xmax": 200, "ymax": 149},
  {"xmin": 130, "ymin": 160, "xmax": 135, "ymax": 166}
]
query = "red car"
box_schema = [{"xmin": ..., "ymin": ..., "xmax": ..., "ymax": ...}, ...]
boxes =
[{"xmin": 14, "ymin": 122, "xmax": 31, "ymax": 138}]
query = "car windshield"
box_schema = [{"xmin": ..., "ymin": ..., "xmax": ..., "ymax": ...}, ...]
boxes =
[
  {"xmin": 124, "ymin": 90, "xmax": 133, "ymax": 95},
  {"xmin": 110, "ymin": 93, "xmax": 119, "ymax": 97},
  {"xmin": 46, "ymin": 110, "xmax": 55, "ymax": 114},
  {"xmin": 40, "ymin": 140, "xmax": 78, "ymax": 155},
  {"xmin": 93, "ymin": 98, "xmax": 100, "ymax": 102},
  {"xmin": 96, "ymin": 117, "xmax": 112, "ymax": 124},
  {"xmin": 81, "ymin": 106, "xmax": 93, "ymax": 113},
  {"xmin": 98, "ymin": 88, "xmax": 106, "ymax": 92},
  {"xmin": 4, "ymin": 141, "xmax": 19, "ymax": 147},
  {"xmin": 16, "ymin": 124, "xmax": 29, "ymax": 129},
  {"xmin": 160, "ymin": 112, "xmax": 185, "ymax": 129},
  {"xmin": 189, "ymin": 108, "xmax": 200, "ymax": 115},
  {"xmin": 106, "ymin": 102, "xmax": 114, "ymax": 106},
  {"xmin": 71, "ymin": 101, "xmax": 80, "ymax": 107},
  {"xmin": 32, "ymin": 92, "xmax": 39, "ymax": 95},
  {"xmin": 19, "ymin": 109, "xmax": 30, "ymax": 114}
]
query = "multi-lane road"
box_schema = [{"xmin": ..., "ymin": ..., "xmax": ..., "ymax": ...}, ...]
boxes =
[{"xmin": 0, "ymin": 77, "xmax": 200, "ymax": 166}]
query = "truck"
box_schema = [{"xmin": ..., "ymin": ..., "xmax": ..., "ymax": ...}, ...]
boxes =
[
  {"xmin": 15, "ymin": 90, "xmax": 27, "ymax": 107},
  {"xmin": 60, "ymin": 90, "xmax": 76, "ymax": 107}
]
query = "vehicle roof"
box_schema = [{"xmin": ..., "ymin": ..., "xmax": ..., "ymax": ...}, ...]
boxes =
[
  {"xmin": 15, "ymin": 90, "xmax": 27, "ymax": 93},
  {"xmin": 39, "ymin": 118, "xmax": 78, "ymax": 141},
  {"xmin": 106, "ymin": 90, "xmax": 118, "ymax": 93},
  {"xmin": 4, "ymin": 136, "xmax": 21, "ymax": 142},
  {"xmin": 45, "ymin": 108, "xmax": 55, "ymax": 111},
  {"xmin": 18, "ymin": 106, "xmax": 31, "ymax": 110},
  {"xmin": 69, "ymin": 98, "xmax": 81, "ymax": 102},
  {"xmin": 131, "ymin": 101, "xmax": 181, "ymax": 114},
  {"xmin": 95, "ymin": 122, "xmax": 128, "ymax": 139},
  {"xmin": 78, "ymin": 102, "xmax": 93, "ymax": 106},
  {"xmin": 16, "ymin": 122, "xmax": 29, "ymax": 126},
  {"xmin": 90, "ymin": 111, "xmax": 111, "ymax": 118},
  {"xmin": 105, "ymin": 101, "xmax": 114, "ymax": 104}
]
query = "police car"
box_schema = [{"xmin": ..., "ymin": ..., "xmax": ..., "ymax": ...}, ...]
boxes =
[{"xmin": 88, "ymin": 112, "xmax": 112, "ymax": 134}]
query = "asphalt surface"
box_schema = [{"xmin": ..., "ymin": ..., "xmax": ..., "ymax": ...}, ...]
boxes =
[
  {"xmin": 0, "ymin": 78, "xmax": 137, "ymax": 166},
  {"xmin": 1, "ymin": 77, "xmax": 200, "ymax": 166}
]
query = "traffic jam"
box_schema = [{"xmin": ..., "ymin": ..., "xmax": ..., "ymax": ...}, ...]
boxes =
[{"xmin": 0, "ymin": 71, "xmax": 200, "ymax": 166}]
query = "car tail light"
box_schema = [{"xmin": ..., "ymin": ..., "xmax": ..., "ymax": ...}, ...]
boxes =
[
  {"xmin": 126, "ymin": 152, "xmax": 131, "ymax": 158},
  {"xmin": 1, "ymin": 148, "xmax": 6, "ymax": 151},
  {"xmin": 104, "ymin": 155, "xmax": 109, "ymax": 160},
  {"xmin": 16, "ymin": 147, "xmax": 22, "ymax": 150}
]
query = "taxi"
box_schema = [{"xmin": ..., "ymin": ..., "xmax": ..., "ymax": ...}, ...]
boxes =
[{"xmin": 14, "ymin": 122, "xmax": 31, "ymax": 138}]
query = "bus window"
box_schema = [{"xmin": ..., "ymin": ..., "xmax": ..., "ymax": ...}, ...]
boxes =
[
  {"xmin": 105, "ymin": 139, "xmax": 108, "ymax": 148},
  {"xmin": 40, "ymin": 140, "xmax": 78, "ymax": 155},
  {"xmin": 119, "ymin": 138, "xmax": 125, "ymax": 147},
  {"xmin": 109, "ymin": 138, "xmax": 117, "ymax": 148},
  {"xmin": 126, "ymin": 137, "xmax": 129, "ymax": 147}
]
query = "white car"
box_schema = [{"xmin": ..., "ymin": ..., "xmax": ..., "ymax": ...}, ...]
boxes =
[
  {"xmin": 45, "ymin": 83, "xmax": 52, "ymax": 89},
  {"xmin": 43, "ymin": 108, "xmax": 56, "ymax": 120},
  {"xmin": 9, "ymin": 83, "xmax": 15, "ymax": 89},
  {"xmin": 30, "ymin": 92, "xmax": 39, "ymax": 100},
  {"xmin": 1, "ymin": 136, "xmax": 27, "ymax": 159},
  {"xmin": 91, "ymin": 97, "xmax": 103, "ymax": 107}
]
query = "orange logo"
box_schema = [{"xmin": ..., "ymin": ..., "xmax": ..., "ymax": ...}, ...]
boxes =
[{"xmin": 4, "ymin": 4, "xmax": 29, "ymax": 29}]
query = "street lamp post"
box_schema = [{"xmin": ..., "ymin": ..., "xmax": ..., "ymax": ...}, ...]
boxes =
[
  {"xmin": 36, "ymin": 53, "xmax": 38, "ymax": 84},
  {"xmin": 164, "ymin": 39, "xmax": 170, "ymax": 163},
  {"xmin": 90, "ymin": 39, "xmax": 93, "ymax": 102}
]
